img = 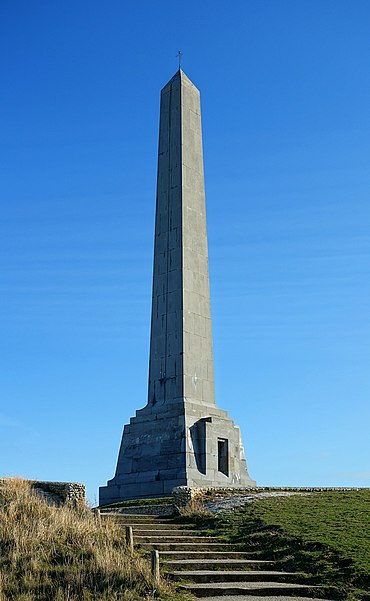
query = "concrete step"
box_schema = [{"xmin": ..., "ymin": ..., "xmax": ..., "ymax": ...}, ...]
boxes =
[
  {"xmin": 135, "ymin": 535, "xmax": 223, "ymax": 543},
  {"xmin": 138, "ymin": 542, "xmax": 238, "ymax": 551},
  {"xmin": 106, "ymin": 514, "xmax": 174, "ymax": 521},
  {"xmin": 168, "ymin": 571, "xmax": 303, "ymax": 584},
  {"xmin": 178, "ymin": 582, "xmax": 318, "ymax": 597},
  {"xmin": 159, "ymin": 551, "xmax": 260, "ymax": 560},
  {"xmin": 117, "ymin": 520, "xmax": 184, "ymax": 527},
  {"xmin": 162, "ymin": 559, "xmax": 274, "ymax": 570},
  {"xmin": 132, "ymin": 528, "xmax": 201, "ymax": 536},
  {"xmin": 200, "ymin": 597, "xmax": 333, "ymax": 601},
  {"xmin": 130, "ymin": 523, "xmax": 195, "ymax": 529}
]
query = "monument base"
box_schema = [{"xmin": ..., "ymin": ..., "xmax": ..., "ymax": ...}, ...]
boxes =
[{"xmin": 99, "ymin": 400, "xmax": 255, "ymax": 505}]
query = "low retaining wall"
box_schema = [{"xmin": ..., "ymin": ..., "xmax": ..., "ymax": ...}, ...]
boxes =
[
  {"xmin": 101, "ymin": 503, "xmax": 175, "ymax": 516},
  {"xmin": 32, "ymin": 481, "xmax": 86, "ymax": 506},
  {"xmin": 172, "ymin": 485, "xmax": 369, "ymax": 507},
  {"xmin": 0, "ymin": 478, "xmax": 86, "ymax": 507}
]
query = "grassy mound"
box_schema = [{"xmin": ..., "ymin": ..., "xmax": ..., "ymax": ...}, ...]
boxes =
[
  {"xmin": 183, "ymin": 490, "xmax": 370, "ymax": 600},
  {"xmin": 245, "ymin": 491, "xmax": 370, "ymax": 575},
  {"xmin": 0, "ymin": 478, "xmax": 180, "ymax": 601}
]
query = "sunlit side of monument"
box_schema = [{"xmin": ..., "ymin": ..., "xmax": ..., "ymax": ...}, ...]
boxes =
[{"xmin": 100, "ymin": 70, "xmax": 255, "ymax": 504}]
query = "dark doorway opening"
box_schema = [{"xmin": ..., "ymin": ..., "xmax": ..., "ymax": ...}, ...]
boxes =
[
  {"xmin": 218, "ymin": 438, "xmax": 229, "ymax": 476},
  {"xmin": 190, "ymin": 419, "xmax": 207, "ymax": 475}
]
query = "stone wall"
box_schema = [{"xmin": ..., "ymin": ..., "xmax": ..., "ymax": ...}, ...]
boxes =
[
  {"xmin": 172, "ymin": 485, "xmax": 370, "ymax": 508},
  {"xmin": 172, "ymin": 486, "xmax": 202, "ymax": 506},
  {"xmin": 101, "ymin": 503, "xmax": 175, "ymax": 516},
  {"xmin": 32, "ymin": 481, "xmax": 86, "ymax": 506},
  {"xmin": 0, "ymin": 478, "xmax": 86, "ymax": 507}
]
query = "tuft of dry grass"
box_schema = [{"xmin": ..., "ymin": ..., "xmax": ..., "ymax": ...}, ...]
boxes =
[
  {"xmin": 0, "ymin": 478, "xmax": 177, "ymax": 601},
  {"xmin": 177, "ymin": 498, "xmax": 212, "ymax": 519}
]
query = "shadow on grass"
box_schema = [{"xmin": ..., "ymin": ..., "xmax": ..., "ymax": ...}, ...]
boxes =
[
  {"xmin": 221, "ymin": 511, "xmax": 370, "ymax": 600},
  {"xmin": 177, "ymin": 510, "xmax": 370, "ymax": 601}
]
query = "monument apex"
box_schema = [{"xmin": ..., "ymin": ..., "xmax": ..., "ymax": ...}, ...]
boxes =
[{"xmin": 99, "ymin": 70, "xmax": 255, "ymax": 504}]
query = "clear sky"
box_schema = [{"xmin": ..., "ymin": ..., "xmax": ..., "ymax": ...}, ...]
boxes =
[{"xmin": 1, "ymin": 1, "xmax": 369, "ymax": 503}]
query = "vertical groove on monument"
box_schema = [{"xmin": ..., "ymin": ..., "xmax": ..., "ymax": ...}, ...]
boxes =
[
  {"xmin": 181, "ymin": 71, "xmax": 216, "ymax": 408},
  {"xmin": 148, "ymin": 71, "xmax": 184, "ymax": 407},
  {"xmin": 99, "ymin": 71, "xmax": 255, "ymax": 505}
]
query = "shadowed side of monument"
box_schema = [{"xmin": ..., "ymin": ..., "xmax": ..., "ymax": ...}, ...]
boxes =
[{"xmin": 99, "ymin": 70, "xmax": 255, "ymax": 505}]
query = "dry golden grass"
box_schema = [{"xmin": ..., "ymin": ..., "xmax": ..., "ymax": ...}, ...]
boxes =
[
  {"xmin": 0, "ymin": 478, "xmax": 176, "ymax": 601},
  {"xmin": 177, "ymin": 498, "xmax": 212, "ymax": 519}
]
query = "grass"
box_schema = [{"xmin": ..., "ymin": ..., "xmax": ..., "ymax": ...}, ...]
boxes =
[
  {"xmin": 247, "ymin": 492, "xmax": 370, "ymax": 574},
  {"xmin": 179, "ymin": 490, "xmax": 370, "ymax": 600},
  {"xmin": 0, "ymin": 478, "xmax": 190, "ymax": 601},
  {"xmin": 100, "ymin": 497, "xmax": 174, "ymax": 509}
]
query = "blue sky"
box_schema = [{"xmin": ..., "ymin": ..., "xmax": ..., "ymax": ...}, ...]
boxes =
[{"xmin": 1, "ymin": 1, "xmax": 369, "ymax": 503}]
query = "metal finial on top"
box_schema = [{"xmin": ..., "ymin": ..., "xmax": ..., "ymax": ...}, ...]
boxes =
[{"xmin": 176, "ymin": 50, "xmax": 183, "ymax": 69}]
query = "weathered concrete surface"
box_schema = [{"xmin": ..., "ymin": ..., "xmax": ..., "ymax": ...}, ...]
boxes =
[
  {"xmin": 147, "ymin": 69, "xmax": 215, "ymax": 408},
  {"xmin": 100, "ymin": 70, "xmax": 255, "ymax": 505}
]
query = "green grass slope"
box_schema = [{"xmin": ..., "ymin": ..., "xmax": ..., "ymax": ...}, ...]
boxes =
[
  {"xmin": 207, "ymin": 491, "xmax": 370, "ymax": 600},
  {"xmin": 249, "ymin": 492, "xmax": 370, "ymax": 573},
  {"xmin": 100, "ymin": 497, "xmax": 174, "ymax": 509}
]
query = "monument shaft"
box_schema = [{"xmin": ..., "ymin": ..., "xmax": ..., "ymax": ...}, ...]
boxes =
[
  {"xmin": 100, "ymin": 71, "xmax": 255, "ymax": 504},
  {"xmin": 148, "ymin": 71, "xmax": 215, "ymax": 408}
]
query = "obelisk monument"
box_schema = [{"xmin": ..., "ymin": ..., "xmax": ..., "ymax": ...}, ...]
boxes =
[{"xmin": 100, "ymin": 70, "xmax": 255, "ymax": 504}]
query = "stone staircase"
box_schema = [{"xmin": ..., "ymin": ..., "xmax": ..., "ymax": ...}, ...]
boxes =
[{"xmin": 103, "ymin": 512, "xmax": 332, "ymax": 600}]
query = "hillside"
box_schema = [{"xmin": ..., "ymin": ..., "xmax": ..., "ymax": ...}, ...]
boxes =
[
  {"xmin": 0, "ymin": 478, "xmax": 181, "ymax": 601},
  {"xmin": 190, "ymin": 489, "xmax": 370, "ymax": 599}
]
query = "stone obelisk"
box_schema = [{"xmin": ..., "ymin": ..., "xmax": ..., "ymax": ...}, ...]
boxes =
[{"xmin": 99, "ymin": 70, "xmax": 255, "ymax": 504}]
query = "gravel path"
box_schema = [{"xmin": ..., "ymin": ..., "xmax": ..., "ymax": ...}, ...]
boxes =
[
  {"xmin": 204, "ymin": 491, "xmax": 309, "ymax": 514},
  {"xmin": 202, "ymin": 597, "xmax": 333, "ymax": 601}
]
